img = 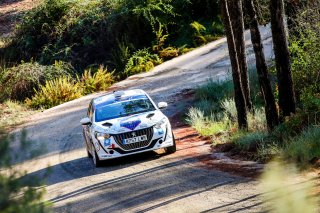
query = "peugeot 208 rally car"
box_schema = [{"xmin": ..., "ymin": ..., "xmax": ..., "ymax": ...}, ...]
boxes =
[{"xmin": 80, "ymin": 89, "xmax": 176, "ymax": 167}]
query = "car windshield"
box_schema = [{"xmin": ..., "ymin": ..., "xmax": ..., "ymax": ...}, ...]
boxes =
[{"xmin": 95, "ymin": 98, "xmax": 155, "ymax": 122}]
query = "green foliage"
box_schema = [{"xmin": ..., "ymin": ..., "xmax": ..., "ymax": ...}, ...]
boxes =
[
  {"xmin": 3, "ymin": 0, "xmax": 222, "ymax": 75},
  {"xmin": 186, "ymin": 107, "xmax": 227, "ymax": 136},
  {"xmin": 284, "ymin": 126, "xmax": 320, "ymax": 165},
  {"xmin": 190, "ymin": 21, "xmax": 221, "ymax": 46},
  {"xmin": 248, "ymin": 108, "xmax": 267, "ymax": 131},
  {"xmin": 0, "ymin": 61, "xmax": 72, "ymax": 102},
  {"xmin": 195, "ymin": 78, "xmax": 234, "ymax": 114},
  {"xmin": 25, "ymin": 65, "xmax": 115, "ymax": 109},
  {"xmin": 124, "ymin": 49, "xmax": 162, "ymax": 76},
  {"xmin": 159, "ymin": 47, "xmax": 179, "ymax": 60},
  {"xmin": 79, "ymin": 66, "xmax": 114, "ymax": 95},
  {"xmin": 26, "ymin": 76, "xmax": 82, "ymax": 109},
  {"xmin": 233, "ymin": 131, "xmax": 269, "ymax": 152},
  {"xmin": 300, "ymin": 88, "xmax": 320, "ymax": 113},
  {"xmin": 0, "ymin": 130, "xmax": 50, "ymax": 213},
  {"xmin": 289, "ymin": 3, "xmax": 320, "ymax": 103},
  {"xmin": 110, "ymin": 40, "xmax": 133, "ymax": 78}
]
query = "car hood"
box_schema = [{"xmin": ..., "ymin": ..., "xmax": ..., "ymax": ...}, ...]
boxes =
[{"xmin": 92, "ymin": 110, "xmax": 165, "ymax": 134}]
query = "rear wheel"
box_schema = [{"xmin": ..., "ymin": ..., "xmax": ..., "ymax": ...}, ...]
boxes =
[
  {"xmin": 92, "ymin": 150, "xmax": 103, "ymax": 167},
  {"xmin": 165, "ymin": 132, "xmax": 176, "ymax": 154}
]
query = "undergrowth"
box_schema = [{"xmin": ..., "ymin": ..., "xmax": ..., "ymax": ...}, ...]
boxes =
[
  {"xmin": 26, "ymin": 66, "xmax": 114, "ymax": 109},
  {"xmin": 187, "ymin": 66, "xmax": 320, "ymax": 165}
]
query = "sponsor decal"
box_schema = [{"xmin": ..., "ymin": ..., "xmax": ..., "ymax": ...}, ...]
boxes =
[
  {"xmin": 157, "ymin": 128, "xmax": 164, "ymax": 135},
  {"xmin": 104, "ymin": 138, "xmax": 111, "ymax": 146},
  {"xmin": 120, "ymin": 119, "xmax": 141, "ymax": 130},
  {"xmin": 140, "ymin": 123, "xmax": 148, "ymax": 128}
]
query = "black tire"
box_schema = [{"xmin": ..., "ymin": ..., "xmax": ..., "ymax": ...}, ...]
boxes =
[
  {"xmin": 165, "ymin": 132, "xmax": 176, "ymax": 154},
  {"xmin": 83, "ymin": 129, "xmax": 92, "ymax": 158},
  {"xmin": 92, "ymin": 150, "xmax": 103, "ymax": 167},
  {"xmin": 87, "ymin": 149, "xmax": 93, "ymax": 158}
]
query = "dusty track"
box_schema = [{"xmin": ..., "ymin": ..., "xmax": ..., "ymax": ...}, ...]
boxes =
[{"xmin": 12, "ymin": 25, "xmax": 273, "ymax": 212}]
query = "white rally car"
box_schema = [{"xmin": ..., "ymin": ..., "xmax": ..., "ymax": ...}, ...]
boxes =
[{"xmin": 80, "ymin": 89, "xmax": 176, "ymax": 167}]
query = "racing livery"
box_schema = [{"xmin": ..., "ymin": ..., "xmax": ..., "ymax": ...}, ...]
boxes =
[{"xmin": 80, "ymin": 89, "xmax": 176, "ymax": 167}]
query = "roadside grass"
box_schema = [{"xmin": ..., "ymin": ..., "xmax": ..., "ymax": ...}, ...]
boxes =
[
  {"xmin": 0, "ymin": 100, "xmax": 36, "ymax": 131},
  {"xmin": 283, "ymin": 126, "xmax": 320, "ymax": 166},
  {"xmin": 25, "ymin": 66, "xmax": 114, "ymax": 109},
  {"xmin": 186, "ymin": 72, "xmax": 320, "ymax": 166}
]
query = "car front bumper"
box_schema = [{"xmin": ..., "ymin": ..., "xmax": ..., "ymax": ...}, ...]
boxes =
[{"xmin": 95, "ymin": 125, "xmax": 174, "ymax": 160}]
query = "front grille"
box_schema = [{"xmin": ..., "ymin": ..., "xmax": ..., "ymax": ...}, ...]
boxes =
[{"xmin": 112, "ymin": 127, "xmax": 154, "ymax": 150}]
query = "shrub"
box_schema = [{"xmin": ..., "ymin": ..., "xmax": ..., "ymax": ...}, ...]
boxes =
[
  {"xmin": 256, "ymin": 143, "xmax": 281, "ymax": 162},
  {"xmin": 124, "ymin": 49, "xmax": 162, "ymax": 76},
  {"xmin": 272, "ymin": 112, "xmax": 308, "ymax": 141},
  {"xmin": 190, "ymin": 21, "xmax": 221, "ymax": 46},
  {"xmin": 0, "ymin": 61, "xmax": 73, "ymax": 102},
  {"xmin": 221, "ymin": 98, "xmax": 237, "ymax": 122},
  {"xmin": 186, "ymin": 107, "xmax": 228, "ymax": 136},
  {"xmin": 26, "ymin": 76, "xmax": 82, "ymax": 109},
  {"xmin": 289, "ymin": 3, "xmax": 320, "ymax": 100},
  {"xmin": 159, "ymin": 47, "xmax": 179, "ymax": 60},
  {"xmin": 79, "ymin": 66, "xmax": 114, "ymax": 95},
  {"xmin": 284, "ymin": 126, "xmax": 320, "ymax": 165},
  {"xmin": 186, "ymin": 107, "xmax": 206, "ymax": 131},
  {"xmin": 248, "ymin": 108, "xmax": 267, "ymax": 131},
  {"xmin": 195, "ymin": 78, "xmax": 233, "ymax": 112},
  {"xmin": 233, "ymin": 131, "xmax": 270, "ymax": 152},
  {"xmin": 300, "ymin": 88, "xmax": 320, "ymax": 113}
]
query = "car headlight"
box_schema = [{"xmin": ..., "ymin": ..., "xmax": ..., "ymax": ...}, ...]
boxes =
[
  {"xmin": 155, "ymin": 118, "xmax": 167, "ymax": 129},
  {"xmin": 94, "ymin": 132, "xmax": 110, "ymax": 141}
]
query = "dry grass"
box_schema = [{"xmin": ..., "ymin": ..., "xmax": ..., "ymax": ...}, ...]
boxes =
[{"xmin": 0, "ymin": 100, "xmax": 36, "ymax": 131}]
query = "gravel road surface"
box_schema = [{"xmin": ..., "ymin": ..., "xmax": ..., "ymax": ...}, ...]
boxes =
[{"xmin": 12, "ymin": 25, "xmax": 274, "ymax": 212}]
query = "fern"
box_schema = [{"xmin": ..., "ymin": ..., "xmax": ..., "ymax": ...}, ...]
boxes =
[
  {"xmin": 79, "ymin": 66, "xmax": 114, "ymax": 95},
  {"xmin": 125, "ymin": 49, "xmax": 162, "ymax": 76},
  {"xmin": 26, "ymin": 76, "xmax": 82, "ymax": 109}
]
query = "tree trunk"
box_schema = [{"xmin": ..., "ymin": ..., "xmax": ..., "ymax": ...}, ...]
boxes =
[
  {"xmin": 221, "ymin": 0, "xmax": 248, "ymax": 129},
  {"xmin": 245, "ymin": 0, "xmax": 279, "ymax": 131},
  {"xmin": 229, "ymin": 0, "xmax": 253, "ymax": 111},
  {"xmin": 270, "ymin": 0, "xmax": 296, "ymax": 120}
]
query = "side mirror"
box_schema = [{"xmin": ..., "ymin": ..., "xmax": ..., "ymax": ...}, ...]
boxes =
[
  {"xmin": 157, "ymin": 102, "xmax": 168, "ymax": 109},
  {"xmin": 80, "ymin": 117, "xmax": 91, "ymax": 125}
]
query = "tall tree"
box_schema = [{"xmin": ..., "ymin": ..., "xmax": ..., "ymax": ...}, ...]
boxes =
[
  {"xmin": 229, "ymin": 0, "xmax": 253, "ymax": 111},
  {"xmin": 270, "ymin": 0, "xmax": 296, "ymax": 120},
  {"xmin": 244, "ymin": 0, "xmax": 279, "ymax": 131},
  {"xmin": 221, "ymin": 0, "xmax": 248, "ymax": 129}
]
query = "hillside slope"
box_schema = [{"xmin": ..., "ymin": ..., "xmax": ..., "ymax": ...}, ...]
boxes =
[{"xmin": 11, "ymin": 25, "xmax": 273, "ymax": 212}]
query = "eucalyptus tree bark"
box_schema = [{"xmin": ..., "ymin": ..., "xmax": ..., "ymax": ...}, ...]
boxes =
[
  {"xmin": 270, "ymin": 0, "xmax": 296, "ymax": 120},
  {"xmin": 221, "ymin": 0, "xmax": 248, "ymax": 129},
  {"xmin": 245, "ymin": 0, "xmax": 279, "ymax": 131},
  {"xmin": 228, "ymin": 0, "xmax": 253, "ymax": 111}
]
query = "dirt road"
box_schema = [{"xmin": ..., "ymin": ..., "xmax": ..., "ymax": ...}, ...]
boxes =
[{"xmin": 12, "ymin": 25, "xmax": 273, "ymax": 212}]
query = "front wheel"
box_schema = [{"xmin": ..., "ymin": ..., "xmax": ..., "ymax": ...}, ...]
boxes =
[
  {"xmin": 92, "ymin": 150, "xmax": 103, "ymax": 167},
  {"xmin": 165, "ymin": 132, "xmax": 176, "ymax": 154},
  {"xmin": 87, "ymin": 149, "xmax": 92, "ymax": 158}
]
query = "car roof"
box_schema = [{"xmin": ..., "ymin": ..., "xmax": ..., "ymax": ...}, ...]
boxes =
[{"xmin": 92, "ymin": 89, "xmax": 148, "ymax": 106}]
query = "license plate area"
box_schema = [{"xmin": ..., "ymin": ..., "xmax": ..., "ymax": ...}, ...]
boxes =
[{"xmin": 123, "ymin": 135, "xmax": 147, "ymax": 144}]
